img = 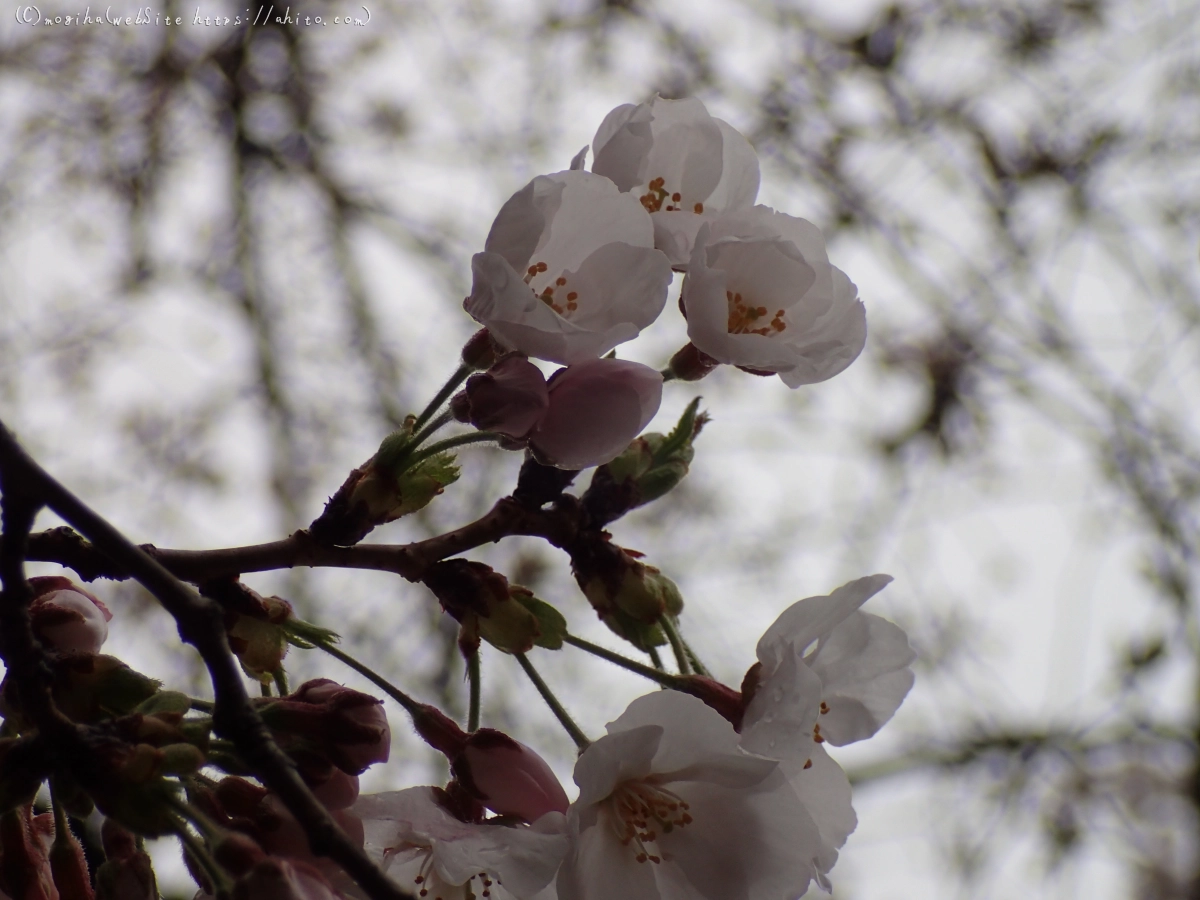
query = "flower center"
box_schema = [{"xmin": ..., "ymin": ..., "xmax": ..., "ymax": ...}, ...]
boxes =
[
  {"xmin": 727, "ymin": 291, "xmax": 786, "ymax": 336},
  {"xmin": 639, "ymin": 176, "xmax": 704, "ymax": 214},
  {"xmin": 607, "ymin": 780, "xmax": 693, "ymax": 864},
  {"xmin": 524, "ymin": 260, "xmax": 580, "ymax": 317}
]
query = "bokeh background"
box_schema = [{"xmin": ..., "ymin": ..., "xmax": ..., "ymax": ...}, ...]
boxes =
[{"xmin": 2, "ymin": 0, "xmax": 1199, "ymax": 896}]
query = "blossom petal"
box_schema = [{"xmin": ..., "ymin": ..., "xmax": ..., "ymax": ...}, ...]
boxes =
[
  {"xmin": 592, "ymin": 103, "xmax": 653, "ymax": 191},
  {"xmin": 467, "ymin": 252, "xmax": 635, "ymax": 365},
  {"xmin": 606, "ymin": 691, "xmax": 748, "ymax": 776},
  {"xmin": 739, "ymin": 648, "xmax": 823, "ymax": 760},
  {"xmin": 484, "ymin": 175, "xmax": 566, "ymax": 272},
  {"xmin": 660, "ymin": 773, "xmax": 821, "ymax": 900},
  {"xmin": 557, "ymin": 804, "xmax": 658, "ymax": 900},
  {"xmin": 756, "ymin": 575, "xmax": 893, "ymax": 664},
  {"xmin": 531, "ymin": 359, "xmax": 663, "ymax": 469},
  {"xmin": 779, "ymin": 745, "xmax": 856, "ymax": 879},
  {"xmin": 812, "ymin": 613, "xmax": 916, "ymax": 745},
  {"xmin": 572, "ymin": 723, "xmax": 662, "ymax": 807}
]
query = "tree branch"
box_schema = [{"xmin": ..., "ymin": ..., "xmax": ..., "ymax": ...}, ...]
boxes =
[{"xmin": 0, "ymin": 422, "xmax": 412, "ymax": 900}]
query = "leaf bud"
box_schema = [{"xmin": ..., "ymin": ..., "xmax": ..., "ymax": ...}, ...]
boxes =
[
  {"xmin": 424, "ymin": 560, "xmax": 546, "ymax": 656},
  {"xmin": 583, "ymin": 397, "xmax": 706, "ymax": 526}
]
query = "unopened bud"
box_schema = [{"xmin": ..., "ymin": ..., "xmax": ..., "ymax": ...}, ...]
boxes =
[
  {"xmin": 259, "ymin": 680, "xmax": 390, "ymax": 775},
  {"xmin": 457, "ymin": 731, "xmax": 569, "ymax": 823},
  {"xmin": 97, "ymin": 819, "xmax": 159, "ymax": 900},
  {"xmin": 49, "ymin": 814, "xmax": 94, "ymax": 900},
  {"xmin": 28, "ymin": 576, "xmax": 113, "ymax": 656},
  {"xmin": 0, "ymin": 805, "xmax": 57, "ymax": 900},
  {"xmin": 459, "ymin": 355, "xmax": 550, "ymax": 440},
  {"xmin": 310, "ymin": 449, "xmax": 461, "ymax": 546},
  {"xmin": 424, "ymin": 560, "xmax": 544, "ymax": 655},
  {"xmin": 571, "ymin": 538, "xmax": 683, "ymax": 651},
  {"xmin": 411, "ymin": 709, "xmax": 568, "ymax": 823},
  {"xmin": 461, "ymin": 327, "xmax": 502, "ymax": 370},
  {"xmin": 225, "ymin": 593, "xmax": 293, "ymax": 685},
  {"xmin": 667, "ymin": 341, "xmax": 720, "ymax": 382},
  {"xmin": 583, "ymin": 398, "xmax": 706, "ymax": 527}
]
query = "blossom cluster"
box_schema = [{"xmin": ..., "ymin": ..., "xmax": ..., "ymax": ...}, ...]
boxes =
[
  {"xmin": 0, "ymin": 97, "xmax": 912, "ymax": 900},
  {"xmin": 460, "ymin": 95, "xmax": 867, "ymax": 470}
]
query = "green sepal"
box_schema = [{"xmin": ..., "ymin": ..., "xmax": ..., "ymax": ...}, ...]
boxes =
[
  {"xmin": 512, "ymin": 593, "xmax": 568, "ymax": 650},
  {"xmin": 134, "ymin": 691, "xmax": 191, "ymax": 717}
]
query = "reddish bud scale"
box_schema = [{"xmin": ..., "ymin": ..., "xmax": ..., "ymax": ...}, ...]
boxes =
[{"xmin": 675, "ymin": 675, "xmax": 747, "ymax": 731}]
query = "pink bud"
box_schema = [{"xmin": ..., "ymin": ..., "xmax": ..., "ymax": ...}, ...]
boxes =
[
  {"xmin": 458, "ymin": 731, "xmax": 569, "ymax": 822},
  {"xmin": 29, "ymin": 580, "xmax": 113, "ymax": 655},
  {"xmin": 463, "ymin": 355, "xmax": 550, "ymax": 439},
  {"xmin": 531, "ymin": 358, "xmax": 663, "ymax": 470},
  {"xmin": 263, "ymin": 680, "xmax": 391, "ymax": 775}
]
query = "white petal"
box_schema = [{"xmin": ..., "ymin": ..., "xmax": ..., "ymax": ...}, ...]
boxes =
[
  {"xmin": 591, "ymin": 103, "xmax": 653, "ymax": 191},
  {"xmin": 606, "ymin": 691, "xmax": 743, "ymax": 771},
  {"xmin": 485, "ymin": 176, "xmax": 567, "ymax": 272},
  {"xmin": 535, "ymin": 172, "xmax": 654, "ymax": 276},
  {"xmin": 738, "ymin": 649, "xmax": 823, "ymax": 760},
  {"xmin": 660, "ymin": 772, "xmax": 820, "ymax": 900},
  {"xmin": 705, "ymin": 120, "xmax": 761, "ymax": 213},
  {"xmin": 466, "ymin": 253, "xmax": 631, "ymax": 365},
  {"xmin": 779, "ymin": 746, "xmax": 856, "ymax": 878},
  {"xmin": 569, "ymin": 146, "xmax": 588, "ymax": 171},
  {"xmin": 564, "ymin": 243, "xmax": 671, "ymax": 335},
  {"xmin": 557, "ymin": 805, "xmax": 658, "ymax": 900},
  {"xmin": 756, "ymin": 575, "xmax": 893, "ymax": 664},
  {"xmin": 572, "ymin": 724, "xmax": 662, "ymax": 807}
]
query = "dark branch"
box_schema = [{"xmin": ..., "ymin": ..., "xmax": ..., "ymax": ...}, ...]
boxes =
[
  {"xmin": 0, "ymin": 421, "xmax": 412, "ymax": 900},
  {"xmin": 19, "ymin": 497, "xmax": 580, "ymax": 586}
]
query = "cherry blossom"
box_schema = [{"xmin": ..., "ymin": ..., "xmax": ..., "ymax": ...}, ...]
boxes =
[
  {"xmin": 353, "ymin": 787, "xmax": 567, "ymax": 900},
  {"xmin": 740, "ymin": 575, "xmax": 915, "ymax": 757},
  {"xmin": 591, "ymin": 96, "xmax": 760, "ymax": 267},
  {"xmin": 681, "ymin": 207, "xmax": 867, "ymax": 388},
  {"xmin": 530, "ymin": 358, "xmax": 662, "ymax": 470},
  {"xmin": 465, "ymin": 171, "xmax": 672, "ymax": 365},
  {"xmin": 559, "ymin": 690, "xmax": 822, "ymax": 900}
]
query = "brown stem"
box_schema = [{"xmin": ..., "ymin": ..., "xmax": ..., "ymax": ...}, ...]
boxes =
[
  {"xmin": 19, "ymin": 497, "xmax": 579, "ymax": 586},
  {"xmin": 0, "ymin": 422, "xmax": 411, "ymax": 900}
]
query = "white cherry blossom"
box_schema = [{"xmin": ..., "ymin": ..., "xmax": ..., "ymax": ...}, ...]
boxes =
[
  {"xmin": 740, "ymin": 574, "xmax": 915, "ymax": 757},
  {"xmin": 465, "ymin": 171, "xmax": 671, "ymax": 365},
  {"xmin": 353, "ymin": 788, "xmax": 567, "ymax": 900},
  {"xmin": 559, "ymin": 691, "xmax": 822, "ymax": 900},
  {"xmin": 682, "ymin": 207, "xmax": 867, "ymax": 388},
  {"xmin": 591, "ymin": 96, "xmax": 760, "ymax": 267}
]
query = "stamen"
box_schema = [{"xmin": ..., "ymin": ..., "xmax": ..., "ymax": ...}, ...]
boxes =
[
  {"xmin": 727, "ymin": 290, "xmax": 788, "ymax": 336},
  {"xmin": 803, "ymin": 758, "xmax": 813, "ymax": 770},
  {"xmin": 608, "ymin": 780, "xmax": 693, "ymax": 865},
  {"xmin": 820, "ymin": 701, "xmax": 830, "ymax": 714},
  {"xmin": 694, "ymin": 202, "xmax": 704, "ymax": 213}
]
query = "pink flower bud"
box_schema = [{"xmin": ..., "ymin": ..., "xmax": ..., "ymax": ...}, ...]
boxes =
[
  {"xmin": 260, "ymin": 680, "xmax": 390, "ymax": 775},
  {"xmin": 462, "ymin": 355, "xmax": 549, "ymax": 439},
  {"xmin": 410, "ymin": 708, "xmax": 569, "ymax": 822},
  {"xmin": 531, "ymin": 358, "xmax": 663, "ymax": 470},
  {"xmin": 29, "ymin": 578, "xmax": 112, "ymax": 655},
  {"xmin": 458, "ymin": 731, "xmax": 569, "ymax": 822}
]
